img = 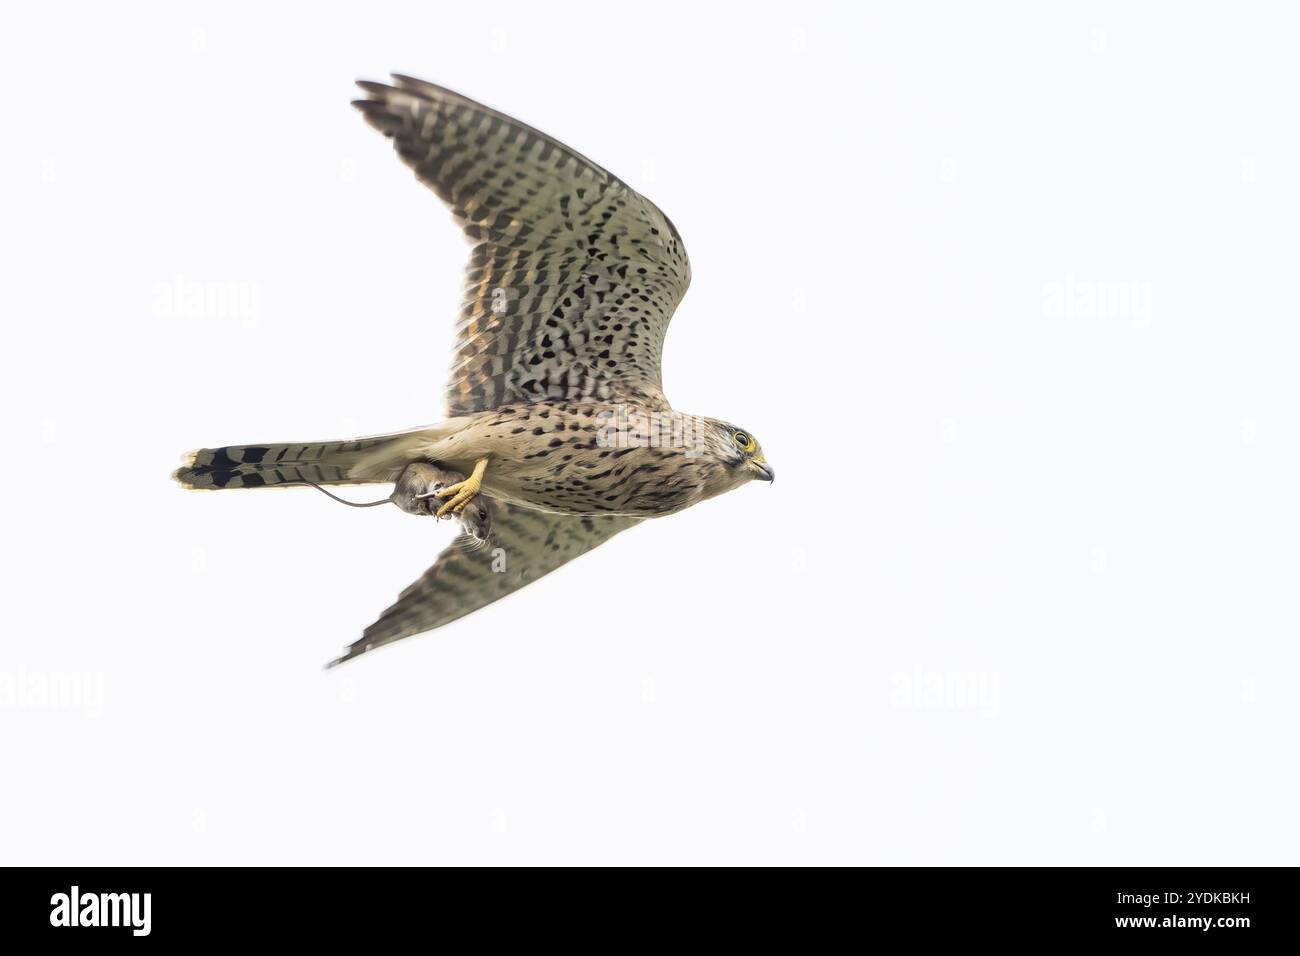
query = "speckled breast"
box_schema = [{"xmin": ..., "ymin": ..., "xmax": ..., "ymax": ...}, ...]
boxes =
[{"xmin": 468, "ymin": 401, "xmax": 720, "ymax": 517}]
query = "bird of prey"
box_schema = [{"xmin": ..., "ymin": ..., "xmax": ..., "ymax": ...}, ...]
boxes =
[{"xmin": 173, "ymin": 75, "xmax": 773, "ymax": 665}]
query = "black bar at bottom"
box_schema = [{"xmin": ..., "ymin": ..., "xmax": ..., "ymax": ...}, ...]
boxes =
[{"xmin": 0, "ymin": 866, "xmax": 1290, "ymax": 944}]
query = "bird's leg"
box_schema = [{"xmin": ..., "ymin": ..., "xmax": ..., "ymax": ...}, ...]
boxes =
[{"xmin": 433, "ymin": 457, "xmax": 488, "ymax": 518}]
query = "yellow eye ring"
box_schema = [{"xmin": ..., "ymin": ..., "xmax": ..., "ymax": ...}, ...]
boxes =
[{"xmin": 733, "ymin": 431, "xmax": 755, "ymax": 452}]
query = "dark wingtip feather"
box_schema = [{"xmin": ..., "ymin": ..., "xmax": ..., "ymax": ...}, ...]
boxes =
[{"xmin": 325, "ymin": 637, "xmax": 377, "ymax": 669}]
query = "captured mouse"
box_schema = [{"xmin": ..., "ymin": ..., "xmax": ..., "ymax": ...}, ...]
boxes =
[{"xmin": 305, "ymin": 462, "xmax": 493, "ymax": 544}]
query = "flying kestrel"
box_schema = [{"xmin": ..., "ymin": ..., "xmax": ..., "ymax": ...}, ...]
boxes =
[{"xmin": 173, "ymin": 75, "xmax": 773, "ymax": 665}]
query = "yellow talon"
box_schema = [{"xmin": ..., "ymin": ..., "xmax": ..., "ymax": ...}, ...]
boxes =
[{"xmin": 434, "ymin": 457, "xmax": 488, "ymax": 518}]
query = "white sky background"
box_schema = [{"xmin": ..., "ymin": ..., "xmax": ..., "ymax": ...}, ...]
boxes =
[{"xmin": 2, "ymin": 2, "xmax": 1298, "ymax": 865}]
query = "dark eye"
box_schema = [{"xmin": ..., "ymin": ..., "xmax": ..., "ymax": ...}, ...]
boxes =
[{"xmin": 733, "ymin": 432, "xmax": 750, "ymax": 448}]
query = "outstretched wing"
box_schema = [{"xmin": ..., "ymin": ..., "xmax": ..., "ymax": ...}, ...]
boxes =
[
  {"xmin": 353, "ymin": 75, "xmax": 691, "ymax": 416},
  {"xmin": 328, "ymin": 504, "xmax": 639, "ymax": 666}
]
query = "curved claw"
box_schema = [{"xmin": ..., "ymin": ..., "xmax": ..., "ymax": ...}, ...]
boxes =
[
  {"xmin": 434, "ymin": 484, "xmax": 476, "ymax": 517},
  {"xmin": 432, "ymin": 457, "xmax": 488, "ymax": 518}
]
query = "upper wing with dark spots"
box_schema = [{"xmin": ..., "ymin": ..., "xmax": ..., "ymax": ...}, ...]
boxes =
[
  {"xmin": 328, "ymin": 502, "xmax": 639, "ymax": 665},
  {"xmin": 353, "ymin": 75, "xmax": 691, "ymax": 416}
]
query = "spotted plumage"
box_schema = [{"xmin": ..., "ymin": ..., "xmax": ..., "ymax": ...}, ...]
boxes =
[
  {"xmin": 352, "ymin": 75, "xmax": 690, "ymax": 416},
  {"xmin": 173, "ymin": 75, "xmax": 772, "ymax": 664}
]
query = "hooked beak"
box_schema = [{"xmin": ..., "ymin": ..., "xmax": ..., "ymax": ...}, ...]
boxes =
[{"xmin": 748, "ymin": 459, "xmax": 775, "ymax": 483}]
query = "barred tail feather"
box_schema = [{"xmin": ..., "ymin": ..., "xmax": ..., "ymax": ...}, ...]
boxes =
[{"xmin": 173, "ymin": 433, "xmax": 417, "ymax": 490}]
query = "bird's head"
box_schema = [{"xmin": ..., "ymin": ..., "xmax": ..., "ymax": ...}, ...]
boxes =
[{"xmin": 702, "ymin": 419, "xmax": 774, "ymax": 484}]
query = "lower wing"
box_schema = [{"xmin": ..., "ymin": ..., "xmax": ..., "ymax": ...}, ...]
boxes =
[{"xmin": 328, "ymin": 504, "xmax": 639, "ymax": 666}]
